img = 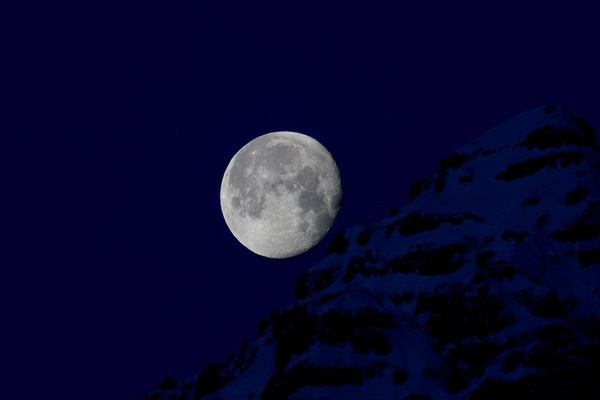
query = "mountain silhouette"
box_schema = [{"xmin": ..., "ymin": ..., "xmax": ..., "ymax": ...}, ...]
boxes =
[{"xmin": 143, "ymin": 104, "xmax": 600, "ymax": 400}]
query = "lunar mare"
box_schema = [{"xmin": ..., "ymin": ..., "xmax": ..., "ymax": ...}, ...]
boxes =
[{"xmin": 220, "ymin": 131, "xmax": 342, "ymax": 258}]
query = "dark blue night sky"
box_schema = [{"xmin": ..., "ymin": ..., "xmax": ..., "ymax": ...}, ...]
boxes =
[{"xmin": 2, "ymin": 2, "xmax": 599, "ymax": 399}]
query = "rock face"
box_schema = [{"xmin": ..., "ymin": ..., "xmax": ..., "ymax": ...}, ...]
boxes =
[{"xmin": 144, "ymin": 105, "xmax": 600, "ymax": 400}]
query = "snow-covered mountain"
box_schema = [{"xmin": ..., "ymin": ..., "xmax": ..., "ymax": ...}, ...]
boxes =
[{"xmin": 143, "ymin": 105, "xmax": 600, "ymax": 400}]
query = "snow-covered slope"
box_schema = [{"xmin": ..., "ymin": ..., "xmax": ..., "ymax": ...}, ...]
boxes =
[{"xmin": 143, "ymin": 105, "xmax": 600, "ymax": 400}]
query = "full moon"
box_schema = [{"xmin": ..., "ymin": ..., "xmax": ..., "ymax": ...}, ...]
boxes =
[{"xmin": 220, "ymin": 131, "xmax": 342, "ymax": 259}]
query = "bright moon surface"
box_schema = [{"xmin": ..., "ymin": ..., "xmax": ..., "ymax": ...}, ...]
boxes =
[{"xmin": 220, "ymin": 131, "xmax": 342, "ymax": 258}]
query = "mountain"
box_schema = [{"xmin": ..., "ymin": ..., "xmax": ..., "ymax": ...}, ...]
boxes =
[{"xmin": 143, "ymin": 105, "xmax": 600, "ymax": 400}]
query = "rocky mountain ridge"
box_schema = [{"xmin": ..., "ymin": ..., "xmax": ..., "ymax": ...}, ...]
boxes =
[{"xmin": 144, "ymin": 104, "xmax": 600, "ymax": 400}]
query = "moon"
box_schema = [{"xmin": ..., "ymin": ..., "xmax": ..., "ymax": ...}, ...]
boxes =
[{"xmin": 220, "ymin": 131, "xmax": 342, "ymax": 259}]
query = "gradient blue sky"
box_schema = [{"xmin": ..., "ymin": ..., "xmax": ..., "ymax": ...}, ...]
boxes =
[{"xmin": 3, "ymin": 2, "xmax": 599, "ymax": 399}]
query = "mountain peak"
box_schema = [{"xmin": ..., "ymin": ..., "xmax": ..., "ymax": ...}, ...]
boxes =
[{"xmin": 144, "ymin": 105, "xmax": 600, "ymax": 400}]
